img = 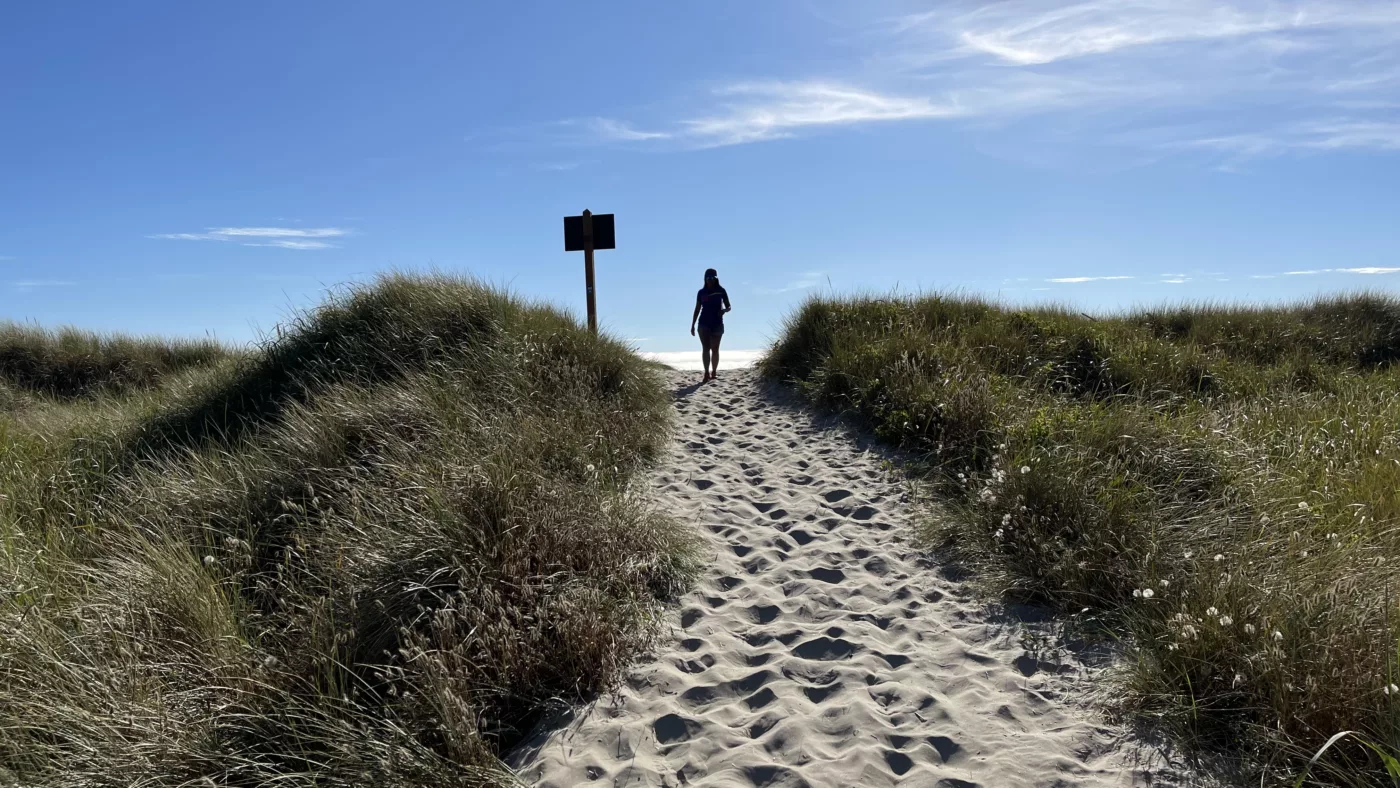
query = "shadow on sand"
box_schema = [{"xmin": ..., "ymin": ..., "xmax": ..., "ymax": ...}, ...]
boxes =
[{"xmin": 672, "ymin": 379, "xmax": 707, "ymax": 399}]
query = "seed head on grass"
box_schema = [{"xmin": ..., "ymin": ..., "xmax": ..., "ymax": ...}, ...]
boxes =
[
  {"xmin": 762, "ymin": 289, "xmax": 1400, "ymax": 783},
  {"xmin": 0, "ymin": 273, "xmax": 695, "ymax": 787}
]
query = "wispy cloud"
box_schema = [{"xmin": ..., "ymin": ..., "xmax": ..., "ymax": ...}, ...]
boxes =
[
  {"xmin": 568, "ymin": 1, "xmax": 1400, "ymax": 161},
  {"xmin": 584, "ymin": 118, "xmax": 671, "ymax": 142},
  {"xmin": 150, "ymin": 226, "xmax": 350, "ymax": 250},
  {"xmin": 1159, "ymin": 277, "xmax": 1190, "ymax": 284},
  {"xmin": 1337, "ymin": 266, "xmax": 1400, "ymax": 274},
  {"xmin": 1048, "ymin": 275, "xmax": 1134, "ymax": 283},
  {"xmin": 1250, "ymin": 266, "xmax": 1400, "ymax": 278},
  {"xmin": 754, "ymin": 270, "xmax": 828, "ymax": 294},
  {"xmin": 1176, "ymin": 121, "xmax": 1400, "ymax": 161},
  {"xmin": 579, "ymin": 83, "xmax": 962, "ymax": 149},
  {"xmin": 904, "ymin": 1, "xmax": 1400, "ymax": 67},
  {"xmin": 534, "ymin": 161, "xmax": 588, "ymax": 172},
  {"xmin": 679, "ymin": 83, "xmax": 962, "ymax": 147},
  {"xmin": 242, "ymin": 240, "xmax": 338, "ymax": 250}
]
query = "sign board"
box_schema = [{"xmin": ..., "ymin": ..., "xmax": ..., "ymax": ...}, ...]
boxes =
[{"xmin": 564, "ymin": 213, "xmax": 616, "ymax": 251}]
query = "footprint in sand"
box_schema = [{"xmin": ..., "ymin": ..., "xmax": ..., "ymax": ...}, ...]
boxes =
[{"xmin": 509, "ymin": 369, "xmax": 1195, "ymax": 788}]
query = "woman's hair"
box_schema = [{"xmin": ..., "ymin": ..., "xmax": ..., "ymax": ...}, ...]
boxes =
[{"xmin": 704, "ymin": 268, "xmax": 721, "ymax": 290}]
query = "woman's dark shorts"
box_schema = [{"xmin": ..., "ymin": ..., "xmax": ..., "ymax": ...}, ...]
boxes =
[{"xmin": 698, "ymin": 324, "xmax": 724, "ymax": 343}]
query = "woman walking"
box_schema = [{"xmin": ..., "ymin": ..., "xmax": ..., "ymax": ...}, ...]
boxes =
[{"xmin": 690, "ymin": 268, "xmax": 731, "ymax": 382}]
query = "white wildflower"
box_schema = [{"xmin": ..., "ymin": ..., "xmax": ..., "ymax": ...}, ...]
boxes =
[
  {"xmin": 1232, "ymin": 673, "xmax": 1245, "ymax": 688},
  {"xmin": 1298, "ymin": 501, "xmax": 1310, "ymax": 511},
  {"xmin": 1214, "ymin": 554, "xmax": 1225, "ymax": 562},
  {"xmin": 1181, "ymin": 625, "xmax": 1198, "ymax": 640},
  {"xmin": 1206, "ymin": 607, "xmax": 1219, "ymax": 617},
  {"xmin": 1244, "ymin": 624, "xmax": 1256, "ymax": 635},
  {"xmin": 1219, "ymin": 616, "xmax": 1233, "ymax": 626},
  {"xmin": 1002, "ymin": 513, "xmax": 1012, "ymax": 526},
  {"xmin": 1184, "ymin": 551, "xmax": 1193, "ymax": 560},
  {"xmin": 1300, "ymin": 550, "xmax": 1309, "ymax": 558},
  {"xmin": 1159, "ymin": 579, "xmax": 1170, "ymax": 588},
  {"xmin": 995, "ymin": 529, "xmax": 1005, "ymax": 540},
  {"xmin": 1141, "ymin": 588, "xmax": 1155, "ymax": 599},
  {"xmin": 1133, "ymin": 589, "xmax": 1143, "ymax": 598},
  {"xmin": 1260, "ymin": 514, "xmax": 1270, "ymax": 524},
  {"xmin": 202, "ymin": 555, "xmax": 216, "ymax": 567},
  {"xmin": 1021, "ymin": 466, "xmax": 1031, "ymax": 474},
  {"xmin": 586, "ymin": 464, "xmax": 596, "ymax": 472},
  {"xmin": 1387, "ymin": 684, "xmax": 1400, "ymax": 696},
  {"xmin": 1272, "ymin": 630, "xmax": 1284, "ymax": 642}
]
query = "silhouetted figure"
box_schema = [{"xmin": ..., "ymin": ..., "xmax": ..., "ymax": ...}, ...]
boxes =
[{"xmin": 690, "ymin": 268, "xmax": 731, "ymax": 382}]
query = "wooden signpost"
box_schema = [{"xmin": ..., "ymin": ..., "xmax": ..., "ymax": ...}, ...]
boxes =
[{"xmin": 563, "ymin": 210, "xmax": 615, "ymax": 334}]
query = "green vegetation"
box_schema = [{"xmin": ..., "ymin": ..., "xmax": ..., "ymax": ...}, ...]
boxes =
[
  {"xmin": 0, "ymin": 274, "xmax": 693, "ymax": 786},
  {"xmin": 0, "ymin": 322, "xmax": 230, "ymax": 400},
  {"xmin": 764, "ymin": 293, "xmax": 1400, "ymax": 784}
]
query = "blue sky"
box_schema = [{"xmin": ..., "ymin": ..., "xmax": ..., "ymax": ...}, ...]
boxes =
[{"xmin": 2, "ymin": 1, "xmax": 1398, "ymax": 352}]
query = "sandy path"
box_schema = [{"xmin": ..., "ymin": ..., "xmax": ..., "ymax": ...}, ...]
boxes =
[{"xmin": 510, "ymin": 369, "xmax": 1188, "ymax": 788}]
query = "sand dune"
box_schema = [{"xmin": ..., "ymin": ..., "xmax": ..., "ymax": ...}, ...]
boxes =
[{"xmin": 509, "ymin": 369, "xmax": 1196, "ymax": 787}]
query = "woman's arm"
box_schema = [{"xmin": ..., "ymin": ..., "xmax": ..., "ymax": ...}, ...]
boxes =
[
  {"xmin": 722, "ymin": 290, "xmax": 732, "ymax": 313},
  {"xmin": 691, "ymin": 296, "xmax": 702, "ymax": 335}
]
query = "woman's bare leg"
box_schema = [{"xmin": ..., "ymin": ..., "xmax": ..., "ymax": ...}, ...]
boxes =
[
  {"xmin": 700, "ymin": 333, "xmax": 713, "ymax": 378},
  {"xmin": 711, "ymin": 335, "xmax": 722, "ymax": 376}
]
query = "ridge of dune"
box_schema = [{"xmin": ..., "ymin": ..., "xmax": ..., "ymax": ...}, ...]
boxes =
[{"xmin": 510, "ymin": 368, "xmax": 1199, "ymax": 788}]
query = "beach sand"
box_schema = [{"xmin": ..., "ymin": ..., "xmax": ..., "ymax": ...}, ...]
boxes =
[{"xmin": 510, "ymin": 368, "xmax": 1195, "ymax": 787}]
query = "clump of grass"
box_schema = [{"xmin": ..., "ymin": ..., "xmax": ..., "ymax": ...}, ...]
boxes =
[
  {"xmin": 0, "ymin": 273, "xmax": 694, "ymax": 786},
  {"xmin": 763, "ymin": 291, "xmax": 1400, "ymax": 784},
  {"xmin": 0, "ymin": 322, "xmax": 231, "ymax": 398}
]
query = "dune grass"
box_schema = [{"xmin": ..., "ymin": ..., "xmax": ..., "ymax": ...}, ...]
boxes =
[
  {"xmin": 763, "ymin": 292, "xmax": 1400, "ymax": 785},
  {"xmin": 0, "ymin": 274, "xmax": 694, "ymax": 786},
  {"xmin": 0, "ymin": 321, "xmax": 231, "ymax": 400}
]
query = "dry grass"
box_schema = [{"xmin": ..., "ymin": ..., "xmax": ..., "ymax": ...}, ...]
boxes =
[
  {"xmin": 0, "ymin": 274, "xmax": 694, "ymax": 787},
  {"xmin": 763, "ymin": 292, "xmax": 1400, "ymax": 785}
]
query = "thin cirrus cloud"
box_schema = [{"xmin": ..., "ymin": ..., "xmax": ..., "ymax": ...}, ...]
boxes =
[
  {"xmin": 150, "ymin": 226, "xmax": 350, "ymax": 250},
  {"xmin": 754, "ymin": 270, "xmax": 828, "ymax": 295},
  {"xmin": 899, "ymin": 1, "xmax": 1400, "ymax": 67},
  {"xmin": 567, "ymin": 1, "xmax": 1400, "ymax": 161},
  {"xmin": 1047, "ymin": 275, "xmax": 1134, "ymax": 283},
  {"xmin": 583, "ymin": 83, "xmax": 961, "ymax": 149},
  {"xmin": 1252, "ymin": 267, "xmax": 1400, "ymax": 277}
]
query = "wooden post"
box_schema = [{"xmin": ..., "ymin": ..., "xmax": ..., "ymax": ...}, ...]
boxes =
[{"xmin": 582, "ymin": 209, "xmax": 597, "ymax": 334}]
